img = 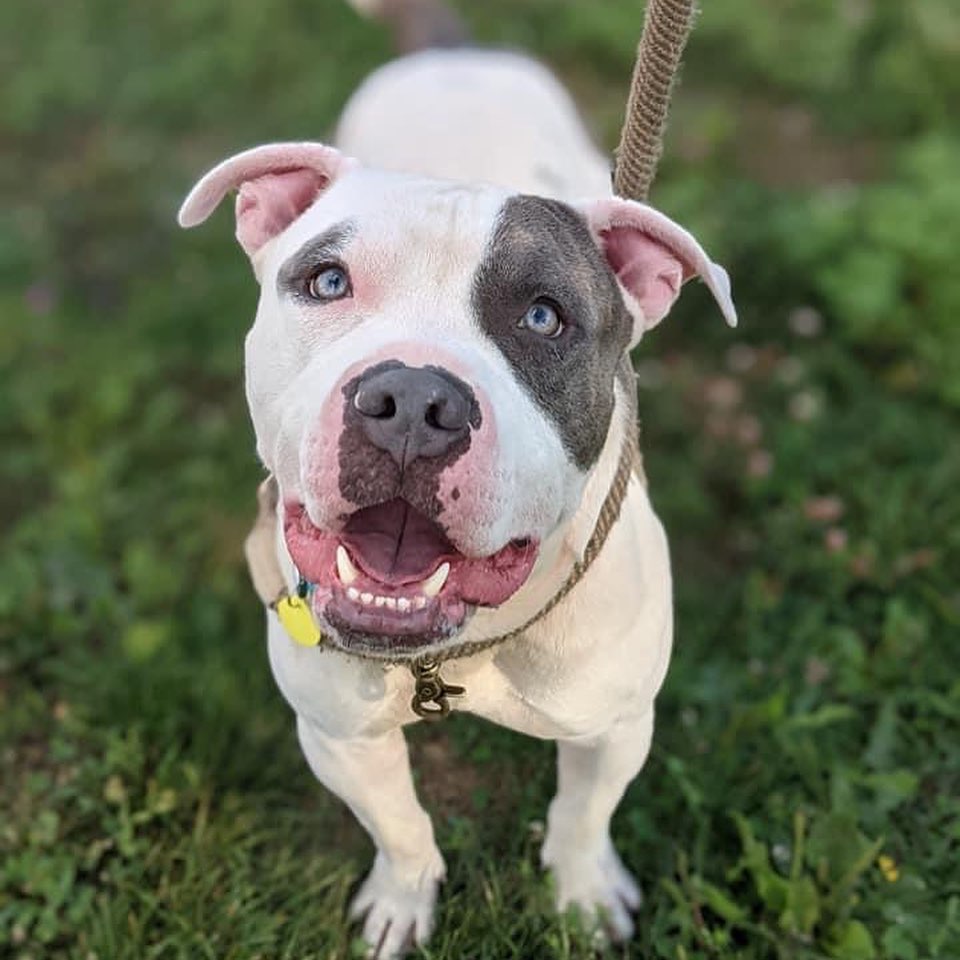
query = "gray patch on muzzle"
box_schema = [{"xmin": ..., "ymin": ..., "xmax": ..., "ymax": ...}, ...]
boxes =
[{"xmin": 337, "ymin": 360, "xmax": 480, "ymax": 520}]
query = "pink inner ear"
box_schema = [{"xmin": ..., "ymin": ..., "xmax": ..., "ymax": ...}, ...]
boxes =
[
  {"xmin": 601, "ymin": 226, "xmax": 687, "ymax": 328},
  {"xmin": 235, "ymin": 168, "xmax": 328, "ymax": 256}
]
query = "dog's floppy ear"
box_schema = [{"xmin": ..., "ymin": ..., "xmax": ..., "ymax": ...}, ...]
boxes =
[
  {"xmin": 579, "ymin": 197, "xmax": 737, "ymax": 340},
  {"xmin": 177, "ymin": 142, "xmax": 354, "ymax": 257}
]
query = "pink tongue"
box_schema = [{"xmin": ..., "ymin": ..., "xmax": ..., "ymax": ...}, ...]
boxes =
[{"xmin": 340, "ymin": 499, "xmax": 454, "ymax": 584}]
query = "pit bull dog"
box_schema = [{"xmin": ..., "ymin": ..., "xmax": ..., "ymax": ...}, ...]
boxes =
[{"xmin": 177, "ymin": 4, "xmax": 735, "ymax": 955}]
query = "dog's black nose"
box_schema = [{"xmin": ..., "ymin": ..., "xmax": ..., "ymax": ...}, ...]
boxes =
[{"xmin": 353, "ymin": 364, "xmax": 475, "ymax": 466}]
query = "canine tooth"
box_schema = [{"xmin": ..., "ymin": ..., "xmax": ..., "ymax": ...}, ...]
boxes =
[
  {"xmin": 385, "ymin": 597, "xmax": 397, "ymax": 610},
  {"xmin": 420, "ymin": 562, "xmax": 450, "ymax": 598},
  {"xmin": 397, "ymin": 597, "xmax": 411, "ymax": 613},
  {"xmin": 360, "ymin": 592, "xmax": 373, "ymax": 605},
  {"xmin": 414, "ymin": 596, "xmax": 427, "ymax": 610},
  {"xmin": 336, "ymin": 546, "xmax": 358, "ymax": 585},
  {"xmin": 374, "ymin": 596, "xmax": 387, "ymax": 608},
  {"xmin": 347, "ymin": 587, "xmax": 360, "ymax": 601}
]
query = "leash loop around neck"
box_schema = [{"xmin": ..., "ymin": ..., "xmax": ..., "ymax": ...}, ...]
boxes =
[
  {"xmin": 245, "ymin": 435, "xmax": 639, "ymax": 717},
  {"xmin": 420, "ymin": 435, "xmax": 640, "ymax": 665}
]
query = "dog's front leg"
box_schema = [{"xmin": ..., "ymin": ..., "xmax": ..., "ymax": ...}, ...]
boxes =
[
  {"xmin": 541, "ymin": 708, "xmax": 654, "ymax": 941},
  {"xmin": 297, "ymin": 717, "xmax": 445, "ymax": 958}
]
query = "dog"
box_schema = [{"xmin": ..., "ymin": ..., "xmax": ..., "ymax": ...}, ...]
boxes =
[{"xmin": 178, "ymin": 2, "xmax": 735, "ymax": 955}]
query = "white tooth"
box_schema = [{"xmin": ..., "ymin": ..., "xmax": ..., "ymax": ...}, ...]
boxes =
[
  {"xmin": 374, "ymin": 596, "xmax": 387, "ymax": 608},
  {"xmin": 336, "ymin": 546, "xmax": 358, "ymax": 585},
  {"xmin": 347, "ymin": 587, "xmax": 360, "ymax": 601},
  {"xmin": 385, "ymin": 597, "xmax": 397, "ymax": 610},
  {"xmin": 360, "ymin": 592, "xmax": 373, "ymax": 605},
  {"xmin": 397, "ymin": 597, "xmax": 411, "ymax": 612},
  {"xmin": 420, "ymin": 562, "xmax": 450, "ymax": 598},
  {"xmin": 414, "ymin": 596, "xmax": 427, "ymax": 610}
]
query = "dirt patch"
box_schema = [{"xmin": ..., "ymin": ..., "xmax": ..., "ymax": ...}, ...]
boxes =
[{"xmin": 408, "ymin": 729, "xmax": 487, "ymax": 820}]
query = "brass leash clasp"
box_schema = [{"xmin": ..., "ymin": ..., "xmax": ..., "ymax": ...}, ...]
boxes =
[{"xmin": 410, "ymin": 657, "xmax": 464, "ymax": 721}]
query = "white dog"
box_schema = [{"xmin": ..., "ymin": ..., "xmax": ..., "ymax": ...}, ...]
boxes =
[{"xmin": 178, "ymin": 4, "xmax": 735, "ymax": 954}]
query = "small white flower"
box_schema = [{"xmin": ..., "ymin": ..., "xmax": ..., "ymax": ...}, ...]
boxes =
[
  {"xmin": 788, "ymin": 306, "xmax": 823, "ymax": 337},
  {"xmin": 789, "ymin": 390, "xmax": 822, "ymax": 421},
  {"xmin": 726, "ymin": 343, "xmax": 758, "ymax": 374}
]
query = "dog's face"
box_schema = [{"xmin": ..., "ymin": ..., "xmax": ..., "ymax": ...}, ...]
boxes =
[{"xmin": 180, "ymin": 143, "xmax": 735, "ymax": 657}]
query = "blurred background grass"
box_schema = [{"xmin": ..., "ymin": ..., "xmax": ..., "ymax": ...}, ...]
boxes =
[{"xmin": 1, "ymin": 1, "xmax": 959, "ymax": 958}]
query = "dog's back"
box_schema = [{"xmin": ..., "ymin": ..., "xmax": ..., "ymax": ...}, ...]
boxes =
[{"xmin": 339, "ymin": 3, "xmax": 611, "ymax": 199}]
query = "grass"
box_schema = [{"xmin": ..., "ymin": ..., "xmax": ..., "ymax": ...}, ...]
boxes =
[{"xmin": 2, "ymin": 1, "xmax": 959, "ymax": 957}]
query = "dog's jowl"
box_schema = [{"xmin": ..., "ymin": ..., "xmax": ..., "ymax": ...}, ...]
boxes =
[{"xmin": 178, "ymin": 18, "xmax": 735, "ymax": 959}]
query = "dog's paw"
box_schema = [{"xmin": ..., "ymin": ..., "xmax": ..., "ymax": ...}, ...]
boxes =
[
  {"xmin": 542, "ymin": 839, "xmax": 642, "ymax": 942},
  {"xmin": 349, "ymin": 851, "xmax": 446, "ymax": 959}
]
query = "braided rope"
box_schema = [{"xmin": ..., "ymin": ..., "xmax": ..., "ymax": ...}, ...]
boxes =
[{"xmin": 613, "ymin": 0, "xmax": 698, "ymax": 202}]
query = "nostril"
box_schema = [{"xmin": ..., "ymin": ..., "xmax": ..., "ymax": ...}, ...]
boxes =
[
  {"xmin": 424, "ymin": 402, "xmax": 442, "ymax": 430},
  {"xmin": 425, "ymin": 400, "xmax": 459, "ymax": 431},
  {"xmin": 355, "ymin": 388, "xmax": 396, "ymax": 419},
  {"xmin": 426, "ymin": 394, "xmax": 468, "ymax": 432}
]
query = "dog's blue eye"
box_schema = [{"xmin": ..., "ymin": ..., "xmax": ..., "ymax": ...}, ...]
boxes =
[
  {"xmin": 307, "ymin": 265, "xmax": 351, "ymax": 302},
  {"xmin": 520, "ymin": 300, "xmax": 562, "ymax": 338}
]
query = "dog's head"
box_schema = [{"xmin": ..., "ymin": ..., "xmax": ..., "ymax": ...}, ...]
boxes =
[{"xmin": 179, "ymin": 142, "xmax": 735, "ymax": 656}]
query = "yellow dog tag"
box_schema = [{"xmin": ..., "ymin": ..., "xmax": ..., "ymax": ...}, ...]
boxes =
[{"xmin": 275, "ymin": 595, "xmax": 323, "ymax": 647}]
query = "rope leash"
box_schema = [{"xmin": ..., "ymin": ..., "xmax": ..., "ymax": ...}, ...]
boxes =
[{"xmin": 614, "ymin": 0, "xmax": 697, "ymax": 203}]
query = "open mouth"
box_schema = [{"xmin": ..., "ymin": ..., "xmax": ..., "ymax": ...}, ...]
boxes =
[{"xmin": 283, "ymin": 498, "xmax": 538, "ymax": 654}]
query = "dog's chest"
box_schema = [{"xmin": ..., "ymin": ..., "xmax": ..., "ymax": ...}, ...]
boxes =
[
  {"xmin": 269, "ymin": 619, "xmax": 670, "ymax": 745},
  {"xmin": 267, "ymin": 625, "xmax": 606, "ymax": 740},
  {"xmin": 444, "ymin": 658, "xmax": 621, "ymax": 740}
]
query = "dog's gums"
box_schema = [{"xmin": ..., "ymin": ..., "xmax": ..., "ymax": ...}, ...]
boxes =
[{"xmin": 283, "ymin": 498, "xmax": 538, "ymax": 650}]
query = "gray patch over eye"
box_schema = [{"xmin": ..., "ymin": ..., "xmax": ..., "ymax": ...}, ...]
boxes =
[{"xmin": 471, "ymin": 195, "xmax": 632, "ymax": 469}]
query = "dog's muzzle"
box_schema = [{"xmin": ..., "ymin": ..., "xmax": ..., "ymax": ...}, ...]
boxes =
[{"xmin": 283, "ymin": 359, "xmax": 539, "ymax": 656}]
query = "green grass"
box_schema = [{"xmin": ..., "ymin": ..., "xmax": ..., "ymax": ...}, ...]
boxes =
[{"xmin": 2, "ymin": 1, "xmax": 959, "ymax": 958}]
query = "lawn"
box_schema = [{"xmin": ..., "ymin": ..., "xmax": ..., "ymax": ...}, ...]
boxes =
[{"xmin": 2, "ymin": 1, "xmax": 959, "ymax": 958}]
